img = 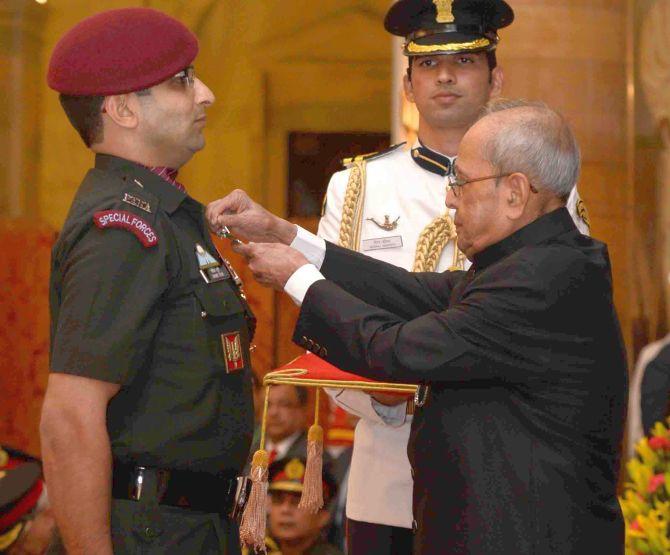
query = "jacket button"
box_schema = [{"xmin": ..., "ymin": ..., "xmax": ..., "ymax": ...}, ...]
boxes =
[
  {"xmin": 320, "ymin": 347, "xmax": 328, "ymax": 357},
  {"xmin": 201, "ymin": 311, "xmax": 207, "ymax": 318}
]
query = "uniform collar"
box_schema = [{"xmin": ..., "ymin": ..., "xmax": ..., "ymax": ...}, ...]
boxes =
[
  {"xmin": 141, "ymin": 166, "xmax": 186, "ymax": 193},
  {"xmin": 471, "ymin": 207, "xmax": 576, "ymax": 271},
  {"xmin": 410, "ymin": 141, "xmax": 454, "ymax": 177},
  {"xmin": 266, "ymin": 431, "xmax": 302, "ymax": 459},
  {"xmin": 94, "ymin": 153, "xmax": 188, "ymax": 214}
]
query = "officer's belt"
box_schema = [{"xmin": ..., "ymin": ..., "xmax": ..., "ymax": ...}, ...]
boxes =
[{"xmin": 112, "ymin": 461, "xmax": 238, "ymax": 515}]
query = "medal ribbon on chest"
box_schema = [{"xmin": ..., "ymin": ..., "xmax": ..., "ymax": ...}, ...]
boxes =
[{"xmin": 195, "ymin": 243, "xmax": 230, "ymax": 283}]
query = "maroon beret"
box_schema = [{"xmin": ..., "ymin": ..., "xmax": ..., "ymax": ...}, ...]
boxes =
[{"xmin": 47, "ymin": 8, "xmax": 199, "ymax": 96}]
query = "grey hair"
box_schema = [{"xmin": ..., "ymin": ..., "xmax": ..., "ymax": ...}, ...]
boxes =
[{"xmin": 479, "ymin": 98, "xmax": 580, "ymax": 199}]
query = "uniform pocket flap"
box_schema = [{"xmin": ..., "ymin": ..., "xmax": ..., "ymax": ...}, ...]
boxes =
[{"xmin": 194, "ymin": 284, "xmax": 242, "ymax": 317}]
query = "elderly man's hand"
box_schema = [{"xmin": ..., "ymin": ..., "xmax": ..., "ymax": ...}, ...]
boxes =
[
  {"xmin": 206, "ymin": 189, "xmax": 297, "ymax": 245},
  {"xmin": 233, "ymin": 241, "xmax": 309, "ymax": 290}
]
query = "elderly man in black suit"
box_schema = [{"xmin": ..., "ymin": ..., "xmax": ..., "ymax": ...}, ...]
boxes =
[{"xmin": 206, "ymin": 99, "xmax": 628, "ymax": 554}]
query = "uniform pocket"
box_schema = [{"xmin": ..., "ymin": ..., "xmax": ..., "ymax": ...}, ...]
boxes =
[
  {"xmin": 112, "ymin": 499, "xmax": 221, "ymax": 554},
  {"xmin": 194, "ymin": 282, "xmax": 243, "ymax": 318},
  {"xmin": 194, "ymin": 283, "xmax": 249, "ymax": 374}
]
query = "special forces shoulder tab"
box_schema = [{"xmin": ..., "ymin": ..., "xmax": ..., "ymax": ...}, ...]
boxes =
[
  {"xmin": 341, "ymin": 142, "xmax": 406, "ymax": 168},
  {"xmin": 93, "ymin": 210, "xmax": 159, "ymax": 248}
]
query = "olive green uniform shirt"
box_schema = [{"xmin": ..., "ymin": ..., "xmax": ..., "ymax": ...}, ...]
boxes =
[{"xmin": 50, "ymin": 154, "xmax": 254, "ymax": 477}]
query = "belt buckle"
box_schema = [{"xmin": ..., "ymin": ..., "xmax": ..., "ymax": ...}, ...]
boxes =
[
  {"xmin": 131, "ymin": 466, "xmax": 147, "ymax": 501},
  {"xmin": 130, "ymin": 466, "xmax": 170, "ymax": 503}
]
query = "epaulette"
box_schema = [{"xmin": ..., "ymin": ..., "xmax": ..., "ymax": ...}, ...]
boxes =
[{"xmin": 342, "ymin": 142, "xmax": 406, "ymax": 168}]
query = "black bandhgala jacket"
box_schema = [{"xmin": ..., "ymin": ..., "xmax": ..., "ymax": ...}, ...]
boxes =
[{"xmin": 293, "ymin": 208, "xmax": 627, "ymax": 555}]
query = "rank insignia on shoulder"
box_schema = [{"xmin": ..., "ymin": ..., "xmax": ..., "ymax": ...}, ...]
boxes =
[
  {"xmin": 576, "ymin": 199, "xmax": 591, "ymax": 231},
  {"xmin": 122, "ymin": 193, "xmax": 152, "ymax": 213},
  {"xmin": 341, "ymin": 142, "xmax": 406, "ymax": 168},
  {"xmin": 93, "ymin": 210, "xmax": 158, "ymax": 247},
  {"xmin": 221, "ymin": 331, "xmax": 244, "ymax": 373},
  {"xmin": 196, "ymin": 243, "xmax": 230, "ymax": 283}
]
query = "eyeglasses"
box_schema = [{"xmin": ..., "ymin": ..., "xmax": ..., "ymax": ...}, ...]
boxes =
[
  {"xmin": 446, "ymin": 173, "xmax": 538, "ymax": 197},
  {"xmin": 173, "ymin": 65, "xmax": 195, "ymax": 87}
]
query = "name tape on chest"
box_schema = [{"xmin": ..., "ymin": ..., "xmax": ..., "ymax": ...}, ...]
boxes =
[
  {"xmin": 195, "ymin": 243, "xmax": 230, "ymax": 283},
  {"xmin": 361, "ymin": 235, "xmax": 403, "ymax": 252},
  {"xmin": 93, "ymin": 210, "xmax": 158, "ymax": 247}
]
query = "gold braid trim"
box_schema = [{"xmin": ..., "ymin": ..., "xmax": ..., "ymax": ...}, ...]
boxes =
[
  {"xmin": 412, "ymin": 213, "xmax": 457, "ymax": 272},
  {"xmin": 338, "ymin": 161, "xmax": 367, "ymax": 250},
  {"xmin": 406, "ymin": 37, "xmax": 491, "ymax": 54}
]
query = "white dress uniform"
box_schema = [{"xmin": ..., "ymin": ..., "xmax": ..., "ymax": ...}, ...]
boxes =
[{"xmin": 317, "ymin": 141, "xmax": 590, "ymax": 529}]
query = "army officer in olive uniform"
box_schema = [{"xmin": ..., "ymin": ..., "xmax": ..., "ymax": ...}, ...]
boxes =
[{"xmin": 40, "ymin": 9, "xmax": 254, "ymax": 555}]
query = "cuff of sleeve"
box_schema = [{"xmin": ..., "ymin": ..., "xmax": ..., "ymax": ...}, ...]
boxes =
[
  {"xmin": 284, "ymin": 264, "xmax": 325, "ymax": 306},
  {"xmin": 371, "ymin": 398, "xmax": 408, "ymax": 426},
  {"xmin": 290, "ymin": 226, "xmax": 326, "ymax": 269}
]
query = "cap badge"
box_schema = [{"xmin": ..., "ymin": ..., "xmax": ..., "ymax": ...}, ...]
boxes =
[
  {"xmin": 285, "ymin": 459, "xmax": 305, "ymax": 480},
  {"xmin": 433, "ymin": 0, "xmax": 455, "ymax": 23}
]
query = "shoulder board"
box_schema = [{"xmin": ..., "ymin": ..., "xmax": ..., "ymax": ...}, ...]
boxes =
[{"xmin": 341, "ymin": 142, "xmax": 406, "ymax": 168}]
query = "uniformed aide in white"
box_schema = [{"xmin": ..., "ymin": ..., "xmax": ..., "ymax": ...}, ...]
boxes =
[{"xmin": 318, "ymin": 1, "xmax": 589, "ymax": 553}]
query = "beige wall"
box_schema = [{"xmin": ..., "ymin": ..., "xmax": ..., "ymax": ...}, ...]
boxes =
[
  {"xmin": 500, "ymin": 0, "xmax": 635, "ymax": 353},
  {"xmin": 0, "ymin": 1, "xmax": 47, "ymax": 218}
]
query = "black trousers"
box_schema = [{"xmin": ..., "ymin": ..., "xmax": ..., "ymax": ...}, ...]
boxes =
[{"xmin": 347, "ymin": 518, "xmax": 413, "ymax": 555}]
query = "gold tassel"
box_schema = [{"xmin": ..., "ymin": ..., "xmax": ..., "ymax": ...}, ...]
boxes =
[
  {"xmin": 240, "ymin": 386, "xmax": 270, "ymax": 551},
  {"xmin": 298, "ymin": 388, "xmax": 324, "ymax": 513}
]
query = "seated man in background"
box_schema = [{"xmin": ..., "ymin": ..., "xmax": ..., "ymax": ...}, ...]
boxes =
[
  {"xmin": 0, "ymin": 446, "xmax": 56, "ymax": 555},
  {"xmin": 264, "ymin": 457, "xmax": 342, "ymax": 555},
  {"xmin": 249, "ymin": 385, "xmax": 309, "ymax": 465}
]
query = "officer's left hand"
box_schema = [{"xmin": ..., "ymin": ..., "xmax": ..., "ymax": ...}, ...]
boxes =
[{"xmin": 233, "ymin": 242, "xmax": 309, "ymax": 290}]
